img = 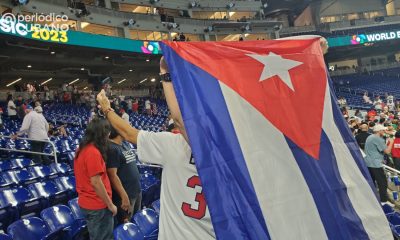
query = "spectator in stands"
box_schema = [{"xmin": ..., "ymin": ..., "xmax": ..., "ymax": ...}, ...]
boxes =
[
  {"xmin": 127, "ymin": 98, "xmax": 132, "ymax": 113},
  {"xmin": 355, "ymin": 123, "xmax": 370, "ymax": 150},
  {"xmin": 368, "ymin": 121, "xmax": 376, "ymax": 134},
  {"xmin": 132, "ymin": 98, "xmax": 139, "ymax": 113},
  {"xmin": 179, "ymin": 32, "xmax": 186, "ymax": 41},
  {"xmin": 120, "ymin": 109, "xmax": 129, "ymax": 124},
  {"xmin": 373, "ymin": 96, "xmax": 383, "ymax": 111},
  {"xmin": 364, "ymin": 124, "xmax": 394, "ymax": 207},
  {"xmin": 338, "ymin": 96, "xmax": 347, "ymax": 108},
  {"xmin": 74, "ymin": 117, "xmax": 117, "ymax": 240},
  {"xmin": 363, "ymin": 92, "xmax": 372, "ymax": 104},
  {"xmin": 34, "ymin": 101, "xmax": 43, "ymax": 114},
  {"xmin": 392, "ymin": 131, "xmax": 400, "ymax": 171},
  {"xmin": 48, "ymin": 124, "xmax": 67, "ymax": 137},
  {"xmin": 15, "ymin": 96, "xmax": 24, "ymax": 119},
  {"xmin": 96, "ymin": 56, "xmax": 216, "ymax": 239},
  {"xmin": 145, "ymin": 99, "xmax": 151, "ymax": 115},
  {"xmin": 106, "ymin": 126, "xmax": 141, "ymax": 227},
  {"xmin": 7, "ymin": 95, "xmax": 17, "ymax": 121},
  {"xmin": 354, "ymin": 109, "xmax": 363, "ymax": 119},
  {"xmin": 12, "ymin": 105, "xmax": 50, "ymax": 165}
]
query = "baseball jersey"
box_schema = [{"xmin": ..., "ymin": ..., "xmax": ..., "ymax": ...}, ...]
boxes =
[{"xmin": 137, "ymin": 131, "xmax": 215, "ymax": 240}]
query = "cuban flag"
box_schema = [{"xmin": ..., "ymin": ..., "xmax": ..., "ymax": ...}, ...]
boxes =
[{"xmin": 160, "ymin": 38, "xmax": 391, "ymax": 240}]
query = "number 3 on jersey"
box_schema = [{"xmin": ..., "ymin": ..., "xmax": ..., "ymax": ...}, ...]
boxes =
[{"xmin": 181, "ymin": 175, "xmax": 207, "ymax": 220}]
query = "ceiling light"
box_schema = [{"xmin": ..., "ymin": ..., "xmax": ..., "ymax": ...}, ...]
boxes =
[
  {"xmin": 50, "ymin": 51, "xmax": 55, "ymax": 54},
  {"xmin": 68, "ymin": 78, "xmax": 80, "ymax": 85},
  {"xmin": 7, "ymin": 78, "xmax": 22, "ymax": 87},
  {"xmin": 83, "ymin": 87, "xmax": 88, "ymax": 90},
  {"xmin": 129, "ymin": 69, "xmax": 133, "ymax": 72},
  {"xmin": 151, "ymin": 78, "xmax": 156, "ymax": 82},
  {"xmin": 80, "ymin": 68, "xmax": 85, "ymax": 71},
  {"xmin": 40, "ymin": 78, "xmax": 53, "ymax": 86},
  {"xmin": 105, "ymin": 56, "xmax": 109, "ymax": 59},
  {"xmin": 27, "ymin": 65, "xmax": 32, "ymax": 68},
  {"xmin": 118, "ymin": 79, "xmax": 127, "ymax": 84},
  {"xmin": 146, "ymin": 59, "xmax": 150, "ymax": 62},
  {"xmin": 140, "ymin": 78, "xmax": 148, "ymax": 84}
]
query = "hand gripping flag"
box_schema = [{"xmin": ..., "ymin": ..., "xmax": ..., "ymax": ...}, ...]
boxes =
[{"xmin": 160, "ymin": 38, "xmax": 391, "ymax": 240}]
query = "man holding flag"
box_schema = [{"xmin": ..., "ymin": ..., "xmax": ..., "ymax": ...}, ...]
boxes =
[{"xmin": 98, "ymin": 36, "xmax": 391, "ymax": 240}]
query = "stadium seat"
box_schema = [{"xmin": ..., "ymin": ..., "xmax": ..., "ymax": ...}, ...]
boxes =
[
  {"xmin": 383, "ymin": 204, "xmax": 395, "ymax": 217},
  {"xmin": 54, "ymin": 176, "xmax": 76, "ymax": 198},
  {"xmin": 151, "ymin": 199, "xmax": 160, "ymax": 214},
  {"xmin": 10, "ymin": 158, "xmax": 36, "ymax": 169},
  {"xmin": 0, "ymin": 171, "xmax": 17, "ymax": 189},
  {"xmin": 132, "ymin": 208, "xmax": 159, "ymax": 239},
  {"xmin": 68, "ymin": 198, "xmax": 84, "ymax": 221},
  {"xmin": 0, "ymin": 160, "xmax": 15, "ymax": 172},
  {"xmin": 0, "ymin": 233, "xmax": 11, "ymax": 240},
  {"xmin": 28, "ymin": 165, "xmax": 59, "ymax": 180},
  {"xmin": 389, "ymin": 212, "xmax": 400, "ymax": 226},
  {"xmin": 13, "ymin": 169, "xmax": 41, "ymax": 185},
  {"xmin": 7, "ymin": 217, "xmax": 66, "ymax": 240},
  {"xmin": 0, "ymin": 187, "xmax": 44, "ymax": 219},
  {"xmin": 27, "ymin": 181, "xmax": 69, "ymax": 206},
  {"xmin": 50, "ymin": 163, "xmax": 72, "ymax": 175},
  {"xmin": 40, "ymin": 205, "xmax": 88, "ymax": 240},
  {"xmin": 113, "ymin": 223, "xmax": 144, "ymax": 240}
]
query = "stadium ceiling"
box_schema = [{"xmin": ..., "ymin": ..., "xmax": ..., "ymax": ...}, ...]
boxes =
[{"xmin": 0, "ymin": 35, "xmax": 160, "ymax": 90}]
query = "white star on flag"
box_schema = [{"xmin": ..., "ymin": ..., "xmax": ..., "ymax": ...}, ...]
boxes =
[{"xmin": 247, "ymin": 52, "xmax": 303, "ymax": 91}]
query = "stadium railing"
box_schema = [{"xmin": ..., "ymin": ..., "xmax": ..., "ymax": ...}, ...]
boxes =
[{"xmin": 0, "ymin": 136, "xmax": 58, "ymax": 163}]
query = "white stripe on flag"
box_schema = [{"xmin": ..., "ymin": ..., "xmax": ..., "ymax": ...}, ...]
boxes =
[
  {"xmin": 220, "ymin": 82, "xmax": 328, "ymax": 240},
  {"xmin": 322, "ymin": 83, "xmax": 392, "ymax": 240}
]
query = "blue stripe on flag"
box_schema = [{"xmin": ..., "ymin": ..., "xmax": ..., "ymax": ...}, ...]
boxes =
[
  {"xmin": 286, "ymin": 131, "xmax": 370, "ymax": 240},
  {"xmin": 161, "ymin": 43, "xmax": 270, "ymax": 240}
]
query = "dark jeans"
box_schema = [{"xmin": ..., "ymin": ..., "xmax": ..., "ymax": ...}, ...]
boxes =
[
  {"xmin": 368, "ymin": 167, "xmax": 388, "ymax": 202},
  {"xmin": 114, "ymin": 193, "xmax": 142, "ymax": 227},
  {"xmin": 394, "ymin": 158, "xmax": 400, "ymax": 171},
  {"xmin": 80, "ymin": 207, "xmax": 114, "ymax": 240},
  {"xmin": 30, "ymin": 141, "xmax": 49, "ymax": 165}
]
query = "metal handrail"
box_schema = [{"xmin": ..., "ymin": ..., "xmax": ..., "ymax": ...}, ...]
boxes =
[
  {"xmin": 0, "ymin": 135, "xmax": 58, "ymax": 163},
  {"xmin": 384, "ymin": 164, "xmax": 400, "ymax": 175}
]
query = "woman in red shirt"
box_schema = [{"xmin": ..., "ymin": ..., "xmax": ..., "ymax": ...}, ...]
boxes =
[{"xmin": 74, "ymin": 117, "xmax": 117, "ymax": 240}]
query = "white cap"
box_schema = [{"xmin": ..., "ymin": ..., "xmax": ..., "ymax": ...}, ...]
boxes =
[{"xmin": 373, "ymin": 124, "xmax": 387, "ymax": 132}]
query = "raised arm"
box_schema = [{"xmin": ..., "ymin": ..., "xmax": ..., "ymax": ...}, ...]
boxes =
[{"xmin": 97, "ymin": 90, "xmax": 139, "ymax": 144}]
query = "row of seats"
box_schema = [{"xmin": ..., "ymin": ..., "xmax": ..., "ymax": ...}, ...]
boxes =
[
  {"xmin": 114, "ymin": 199, "xmax": 160, "ymax": 240},
  {"xmin": 382, "ymin": 204, "xmax": 400, "ymax": 239},
  {"xmin": 0, "ymin": 175, "xmax": 76, "ymax": 230}
]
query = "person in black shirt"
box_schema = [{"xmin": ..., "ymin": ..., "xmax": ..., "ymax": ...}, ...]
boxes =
[
  {"xmin": 355, "ymin": 123, "xmax": 371, "ymax": 150},
  {"xmin": 106, "ymin": 126, "xmax": 142, "ymax": 226}
]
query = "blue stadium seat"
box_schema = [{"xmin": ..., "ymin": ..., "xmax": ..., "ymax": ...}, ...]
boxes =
[
  {"xmin": 40, "ymin": 205, "xmax": 88, "ymax": 240},
  {"xmin": 0, "ymin": 160, "xmax": 15, "ymax": 172},
  {"xmin": 0, "ymin": 187, "xmax": 44, "ymax": 219},
  {"xmin": 0, "ymin": 171, "xmax": 17, "ymax": 189},
  {"xmin": 67, "ymin": 198, "xmax": 84, "ymax": 221},
  {"xmin": 50, "ymin": 163, "xmax": 72, "ymax": 175},
  {"xmin": 132, "ymin": 208, "xmax": 159, "ymax": 239},
  {"xmin": 27, "ymin": 181, "xmax": 69, "ymax": 206},
  {"xmin": 382, "ymin": 204, "xmax": 395, "ymax": 217},
  {"xmin": 13, "ymin": 169, "xmax": 41, "ymax": 185},
  {"xmin": 140, "ymin": 174, "xmax": 161, "ymax": 207},
  {"xmin": 0, "ymin": 233, "xmax": 11, "ymax": 240},
  {"xmin": 28, "ymin": 165, "xmax": 59, "ymax": 180},
  {"xmin": 389, "ymin": 212, "xmax": 400, "ymax": 226},
  {"xmin": 113, "ymin": 223, "xmax": 144, "ymax": 240},
  {"xmin": 151, "ymin": 199, "xmax": 160, "ymax": 214},
  {"xmin": 7, "ymin": 217, "xmax": 66, "ymax": 240},
  {"xmin": 54, "ymin": 176, "xmax": 76, "ymax": 198},
  {"xmin": 10, "ymin": 158, "xmax": 35, "ymax": 169}
]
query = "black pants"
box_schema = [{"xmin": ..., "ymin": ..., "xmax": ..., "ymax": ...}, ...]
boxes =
[
  {"xmin": 30, "ymin": 141, "xmax": 49, "ymax": 165},
  {"xmin": 114, "ymin": 193, "xmax": 142, "ymax": 227},
  {"xmin": 368, "ymin": 167, "xmax": 388, "ymax": 202}
]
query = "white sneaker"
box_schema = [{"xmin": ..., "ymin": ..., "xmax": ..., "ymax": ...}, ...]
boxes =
[{"xmin": 381, "ymin": 201, "xmax": 395, "ymax": 208}]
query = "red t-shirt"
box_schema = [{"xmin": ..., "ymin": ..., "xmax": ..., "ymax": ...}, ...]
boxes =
[
  {"xmin": 74, "ymin": 144, "xmax": 112, "ymax": 210},
  {"xmin": 392, "ymin": 138, "xmax": 400, "ymax": 158},
  {"xmin": 132, "ymin": 102, "xmax": 139, "ymax": 112}
]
